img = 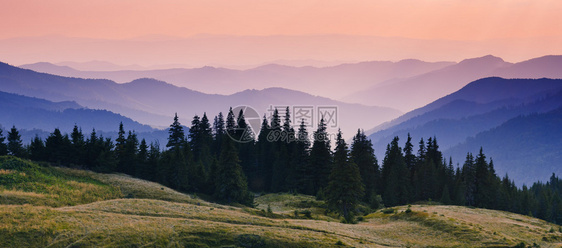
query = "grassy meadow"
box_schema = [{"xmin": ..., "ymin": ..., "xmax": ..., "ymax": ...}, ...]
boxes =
[{"xmin": 1, "ymin": 156, "xmax": 562, "ymax": 247}]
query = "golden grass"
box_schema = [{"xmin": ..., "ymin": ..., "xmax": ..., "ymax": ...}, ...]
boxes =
[
  {"xmin": 0, "ymin": 169, "xmax": 15, "ymax": 175},
  {"xmin": 0, "ymin": 159, "xmax": 122, "ymax": 207},
  {"xmin": 5, "ymin": 196, "xmax": 562, "ymax": 247},
  {"xmin": 57, "ymin": 167, "xmax": 207, "ymax": 206},
  {"xmin": 2, "ymin": 159, "xmax": 562, "ymax": 247}
]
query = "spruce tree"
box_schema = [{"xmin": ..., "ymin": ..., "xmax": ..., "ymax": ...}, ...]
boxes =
[
  {"xmin": 136, "ymin": 138, "xmax": 149, "ymax": 179},
  {"xmin": 327, "ymin": 130, "xmax": 364, "ymax": 223},
  {"xmin": 440, "ymin": 185, "xmax": 452, "ymax": 205},
  {"xmin": 212, "ymin": 112, "xmax": 225, "ymax": 157},
  {"xmin": 235, "ymin": 109, "xmax": 256, "ymax": 190},
  {"xmin": 160, "ymin": 114, "xmax": 189, "ymax": 190},
  {"xmin": 28, "ymin": 135, "xmax": 46, "ymax": 161},
  {"xmin": 70, "ymin": 125, "xmax": 85, "ymax": 165},
  {"xmin": 0, "ymin": 129, "xmax": 7, "ymax": 156},
  {"xmin": 474, "ymin": 148, "xmax": 493, "ymax": 208},
  {"xmin": 271, "ymin": 107, "xmax": 294, "ymax": 192},
  {"xmin": 283, "ymin": 107, "xmax": 298, "ymax": 191},
  {"xmin": 167, "ymin": 113, "xmax": 186, "ymax": 150},
  {"xmin": 145, "ymin": 141, "xmax": 161, "ymax": 181},
  {"xmin": 462, "ymin": 153, "xmax": 476, "ymax": 206},
  {"xmin": 122, "ymin": 131, "xmax": 139, "ymax": 175},
  {"xmin": 199, "ymin": 113, "xmax": 213, "ymax": 160},
  {"xmin": 214, "ymin": 138, "xmax": 253, "ymax": 206},
  {"xmin": 225, "ymin": 108, "xmax": 236, "ymax": 138},
  {"xmin": 295, "ymin": 119, "xmax": 312, "ymax": 194},
  {"xmin": 45, "ymin": 128, "xmax": 72, "ymax": 165},
  {"xmin": 159, "ymin": 146, "xmax": 189, "ymax": 191},
  {"xmin": 308, "ymin": 118, "xmax": 332, "ymax": 195},
  {"xmin": 189, "ymin": 114, "xmax": 202, "ymax": 156},
  {"xmin": 255, "ymin": 115, "xmax": 272, "ymax": 192},
  {"xmin": 7, "ymin": 126, "xmax": 24, "ymax": 157},
  {"xmin": 94, "ymin": 136, "xmax": 117, "ymax": 173},
  {"xmin": 115, "ymin": 122, "xmax": 127, "ymax": 172},
  {"xmin": 350, "ymin": 129, "xmax": 380, "ymax": 207},
  {"xmin": 381, "ymin": 136, "xmax": 410, "ymax": 206},
  {"xmin": 404, "ymin": 133, "xmax": 416, "ymax": 171}
]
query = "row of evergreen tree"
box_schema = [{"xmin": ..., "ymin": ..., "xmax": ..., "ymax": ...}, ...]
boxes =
[{"xmin": 1, "ymin": 107, "xmax": 561, "ymax": 224}]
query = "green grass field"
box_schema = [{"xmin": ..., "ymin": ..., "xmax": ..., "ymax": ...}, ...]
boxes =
[{"xmin": 1, "ymin": 156, "xmax": 561, "ymax": 247}]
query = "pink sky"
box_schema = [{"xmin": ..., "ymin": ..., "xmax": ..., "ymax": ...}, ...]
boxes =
[
  {"xmin": 1, "ymin": 0, "xmax": 561, "ymax": 66},
  {"xmin": 2, "ymin": 0, "xmax": 561, "ymax": 40}
]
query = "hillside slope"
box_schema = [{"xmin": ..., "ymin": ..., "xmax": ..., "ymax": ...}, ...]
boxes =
[
  {"xmin": 1, "ymin": 156, "xmax": 561, "ymax": 247},
  {"xmin": 368, "ymin": 78, "xmax": 562, "ymax": 184},
  {"xmin": 445, "ymin": 107, "xmax": 562, "ymax": 186},
  {"xmin": 20, "ymin": 57, "xmax": 454, "ymax": 99},
  {"xmin": 345, "ymin": 55, "xmax": 562, "ymax": 111},
  {"xmin": 0, "ymin": 91, "xmax": 154, "ymax": 133},
  {"xmin": 0, "ymin": 62, "xmax": 402, "ymax": 138}
]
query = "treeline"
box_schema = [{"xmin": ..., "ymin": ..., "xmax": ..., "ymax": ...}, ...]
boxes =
[{"xmin": 1, "ymin": 107, "xmax": 561, "ymax": 224}]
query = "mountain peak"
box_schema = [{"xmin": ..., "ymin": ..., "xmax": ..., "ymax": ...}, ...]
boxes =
[{"xmin": 458, "ymin": 55, "xmax": 505, "ymax": 65}]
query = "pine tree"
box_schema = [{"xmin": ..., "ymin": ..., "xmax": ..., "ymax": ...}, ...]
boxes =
[
  {"xmin": 462, "ymin": 153, "xmax": 476, "ymax": 206},
  {"xmin": 144, "ymin": 141, "xmax": 160, "ymax": 181},
  {"xmin": 381, "ymin": 136, "xmax": 410, "ymax": 206},
  {"xmin": 214, "ymin": 138, "xmax": 253, "ymax": 206},
  {"xmin": 235, "ymin": 109, "xmax": 256, "ymax": 191},
  {"xmin": 283, "ymin": 107, "xmax": 298, "ymax": 191},
  {"xmin": 85, "ymin": 129, "xmax": 116, "ymax": 172},
  {"xmin": 225, "ymin": 108, "xmax": 236, "ymax": 138},
  {"xmin": 93, "ymin": 136, "xmax": 117, "ymax": 173},
  {"xmin": 45, "ymin": 128, "xmax": 72, "ymax": 165},
  {"xmin": 327, "ymin": 130, "xmax": 364, "ymax": 223},
  {"xmin": 136, "ymin": 138, "xmax": 149, "ymax": 179},
  {"xmin": 404, "ymin": 133, "xmax": 416, "ymax": 171},
  {"xmin": 199, "ymin": 113, "xmax": 213, "ymax": 160},
  {"xmin": 167, "ymin": 113, "xmax": 186, "ymax": 150},
  {"xmin": 255, "ymin": 115, "xmax": 272, "ymax": 192},
  {"xmin": 188, "ymin": 114, "xmax": 213, "ymax": 192},
  {"xmin": 7, "ymin": 126, "xmax": 24, "ymax": 157},
  {"xmin": 295, "ymin": 119, "xmax": 312, "ymax": 194},
  {"xmin": 115, "ymin": 122, "xmax": 127, "ymax": 172},
  {"xmin": 159, "ymin": 147, "xmax": 189, "ymax": 191},
  {"xmin": 189, "ymin": 114, "xmax": 202, "ymax": 156},
  {"xmin": 212, "ymin": 112, "xmax": 226, "ymax": 157},
  {"xmin": 122, "ymin": 131, "xmax": 139, "ymax": 175},
  {"xmin": 350, "ymin": 129, "xmax": 380, "ymax": 207},
  {"xmin": 70, "ymin": 125, "xmax": 85, "ymax": 166},
  {"xmin": 308, "ymin": 118, "xmax": 332, "ymax": 195},
  {"xmin": 440, "ymin": 185, "xmax": 452, "ymax": 205},
  {"xmin": 0, "ymin": 129, "xmax": 8, "ymax": 156},
  {"xmin": 474, "ymin": 148, "xmax": 494, "ymax": 208},
  {"xmin": 28, "ymin": 135, "xmax": 46, "ymax": 161},
  {"xmin": 271, "ymin": 108, "xmax": 293, "ymax": 192}
]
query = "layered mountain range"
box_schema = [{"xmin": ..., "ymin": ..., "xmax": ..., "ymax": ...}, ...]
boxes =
[
  {"xmin": 368, "ymin": 77, "xmax": 562, "ymax": 186},
  {"xmin": 2, "ymin": 55, "xmax": 562, "ymax": 185}
]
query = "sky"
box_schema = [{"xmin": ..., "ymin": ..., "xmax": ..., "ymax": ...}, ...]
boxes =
[{"xmin": 1, "ymin": 0, "xmax": 561, "ymax": 66}]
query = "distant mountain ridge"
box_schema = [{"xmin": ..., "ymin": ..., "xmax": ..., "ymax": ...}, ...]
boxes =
[
  {"xmin": 20, "ymin": 59, "xmax": 454, "ymax": 100},
  {"xmin": 445, "ymin": 106, "xmax": 562, "ymax": 186},
  {"xmin": 367, "ymin": 77, "xmax": 562, "ymax": 186},
  {"xmin": 21, "ymin": 55, "xmax": 562, "ymax": 114},
  {"xmin": 343, "ymin": 55, "xmax": 562, "ymax": 111},
  {"xmin": 0, "ymin": 90, "xmax": 154, "ymax": 132},
  {"xmin": 0, "ymin": 90, "xmax": 176, "ymax": 148},
  {"xmin": 0, "ymin": 62, "xmax": 402, "ymax": 139}
]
